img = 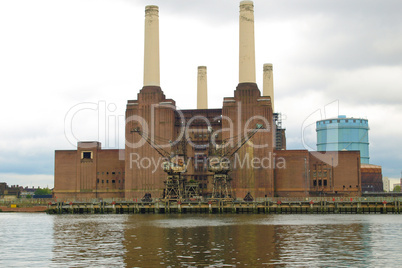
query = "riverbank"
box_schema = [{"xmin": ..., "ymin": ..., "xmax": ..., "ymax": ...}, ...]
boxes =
[{"xmin": 0, "ymin": 206, "xmax": 47, "ymax": 212}]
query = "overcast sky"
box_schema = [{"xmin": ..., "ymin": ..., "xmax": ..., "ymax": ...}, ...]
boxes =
[{"xmin": 0, "ymin": 0, "xmax": 401, "ymax": 188}]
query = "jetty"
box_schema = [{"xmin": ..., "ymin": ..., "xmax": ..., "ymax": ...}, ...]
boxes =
[{"xmin": 46, "ymin": 197, "xmax": 402, "ymax": 214}]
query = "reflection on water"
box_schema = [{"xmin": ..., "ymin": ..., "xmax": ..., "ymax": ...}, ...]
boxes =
[
  {"xmin": 1, "ymin": 213, "xmax": 402, "ymax": 267},
  {"xmin": 52, "ymin": 215, "xmax": 128, "ymax": 267},
  {"xmin": 0, "ymin": 213, "xmax": 53, "ymax": 267},
  {"xmin": 123, "ymin": 215, "xmax": 275, "ymax": 267}
]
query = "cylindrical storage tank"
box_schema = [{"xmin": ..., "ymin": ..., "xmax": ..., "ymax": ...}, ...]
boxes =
[{"xmin": 316, "ymin": 115, "xmax": 369, "ymax": 164}]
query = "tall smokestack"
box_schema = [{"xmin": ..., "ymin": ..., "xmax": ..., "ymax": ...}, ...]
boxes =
[
  {"xmin": 239, "ymin": 1, "xmax": 256, "ymax": 84},
  {"xmin": 263, "ymin": 63, "xmax": 274, "ymax": 111},
  {"xmin": 197, "ymin": 66, "xmax": 208, "ymax": 109},
  {"xmin": 143, "ymin": 5, "xmax": 160, "ymax": 87}
]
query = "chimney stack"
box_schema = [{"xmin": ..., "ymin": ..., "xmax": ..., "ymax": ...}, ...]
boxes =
[
  {"xmin": 143, "ymin": 5, "xmax": 160, "ymax": 87},
  {"xmin": 239, "ymin": 1, "xmax": 256, "ymax": 84},
  {"xmin": 263, "ymin": 63, "xmax": 274, "ymax": 111},
  {"xmin": 197, "ymin": 66, "xmax": 208, "ymax": 109}
]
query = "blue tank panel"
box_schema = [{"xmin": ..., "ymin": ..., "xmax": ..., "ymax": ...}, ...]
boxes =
[{"xmin": 316, "ymin": 117, "xmax": 369, "ymax": 164}]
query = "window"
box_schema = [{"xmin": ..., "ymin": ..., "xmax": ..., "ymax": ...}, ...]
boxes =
[
  {"xmin": 82, "ymin": 151, "xmax": 92, "ymax": 159},
  {"xmin": 112, "ymin": 172, "xmax": 116, "ymax": 175},
  {"xmin": 102, "ymin": 180, "xmax": 104, "ymax": 183},
  {"xmin": 353, "ymin": 120, "xmax": 356, "ymax": 123},
  {"xmin": 345, "ymin": 120, "xmax": 348, "ymax": 123},
  {"xmin": 313, "ymin": 180, "xmax": 317, "ymax": 187},
  {"xmin": 195, "ymin": 154, "xmax": 207, "ymax": 172},
  {"xmin": 106, "ymin": 180, "xmax": 109, "ymax": 183},
  {"xmin": 337, "ymin": 120, "xmax": 340, "ymax": 123},
  {"xmin": 97, "ymin": 179, "xmax": 99, "ymax": 183},
  {"xmin": 324, "ymin": 180, "xmax": 327, "ymax": 186},
  {"xmin": 112, "ymin": 180, "xmax": 115, "ymax": 183},
  {"xmin": 318, "ymin": 180, "xmax": 322, "ymax": 186}
]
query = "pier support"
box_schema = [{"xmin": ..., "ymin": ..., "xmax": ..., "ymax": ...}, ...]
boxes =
[{"xmin": 45, "ymin": 199, "xmax": 402, "ymax": 215}]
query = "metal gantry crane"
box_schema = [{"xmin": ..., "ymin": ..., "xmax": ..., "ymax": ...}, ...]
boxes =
[
  {"xmin": 131, "ymin": 127, "xmax": 197, "ymax": 201},
  {"xmin": 208, "ymin": 124, "xmax": 264, "ymax": 201}
]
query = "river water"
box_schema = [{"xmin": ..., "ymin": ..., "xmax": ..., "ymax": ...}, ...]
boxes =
[{"xmin": 1, "ymin": 213, "xmax": 402, "ymax": 267}]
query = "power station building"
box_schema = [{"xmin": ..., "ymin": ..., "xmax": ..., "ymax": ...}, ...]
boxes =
[{"xmin": 54, "ymin": 2, "xmax": 362, "ymax": 201}]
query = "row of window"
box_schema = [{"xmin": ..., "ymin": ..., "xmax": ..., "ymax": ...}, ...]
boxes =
[
  {"xmin": 313, "ymin": 181, "xmax": 359, "ymax": 189},
  {"xmin": 313, "ymin": 171, "xmax": 328, "ymax": 178},
  {"xmin": 313, "ymin": 180, "xmax": 328, "ymax": 187},
  {"xmin": 318, "ymin": 119, "xmax": 367, "ymax": 125},
  {"xmin": 97, "ymin": 171, "xmax": 124, "ymax": 175},
  {"xmin": 97, "ymin": 179, "xmax": 125, "ymax": 184},
  {"xmin": 199, "ymin": 183, "xmax": 208, "ymax": 189},
  {"xmin": 194, "ymin": 176, "xmax": 208, "ymax": 181},
  {"xmin": 313, "ymin": 164, "xmax": 328, "ymax": 170}
]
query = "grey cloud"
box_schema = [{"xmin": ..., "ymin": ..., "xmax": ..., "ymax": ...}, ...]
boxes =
[
  {"xmin": 0, "ymin": 152, "xmax": 54, "ymax": 175},
  {"xmin": 292, "ymin": 20, "xmax": 402, "ymax": 70},
  {"xmin": 149, "ymin": 0, "xmax": 402, "ymax": 70},
  {"xmin": 132, "ymin": 0, "xmax": 402, "ymax": 24}
]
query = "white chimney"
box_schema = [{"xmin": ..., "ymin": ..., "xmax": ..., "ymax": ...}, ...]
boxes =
[
  {"xmin": 239, "ymin": 1, "xmax": 256, "ymax": 84},
  {"xmin": 197, "ymin": 66, "xmax": 208, "ymax": 109},
  {"xmin": 263, "ymin": 63, "xmax": 274, "ymax": 111},
  {"xmin": 143, "ymin": 5, "xmax": 160, "ymax": 87}
]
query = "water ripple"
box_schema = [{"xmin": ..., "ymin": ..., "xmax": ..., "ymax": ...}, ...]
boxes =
[{"xmin": 1, "ymin": 213, "xmax": 402, "ymax": 267}]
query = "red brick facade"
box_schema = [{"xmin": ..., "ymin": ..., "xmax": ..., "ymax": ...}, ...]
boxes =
[
  {"xmin": 54, "ymin": 84, "xmax": 363, "ymax": 200},
  {"xmin": 361, "ymin": 164, "xmax": 383, "ymax": 192},
  {"xmin": 54, "ymin": 142, "xmax": 124, "ymax": 200},
  {"xmin": 222, "ymin": 83, "xmax": 274, "ymax": 198},
  {"xmin": 274, "ymin": 150, "xmax": 362, "ymax": 197}
]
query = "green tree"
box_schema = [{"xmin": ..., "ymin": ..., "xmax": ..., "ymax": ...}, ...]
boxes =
[
  {"xmin": 393, "ymin": 185, "xmax": 401, "ymax": 192},
  {"xmin": 34, "ymin": 188, "xmax": 52, "ymax": 196}
]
